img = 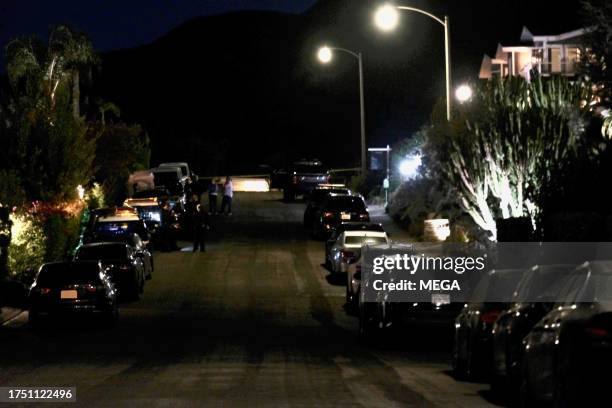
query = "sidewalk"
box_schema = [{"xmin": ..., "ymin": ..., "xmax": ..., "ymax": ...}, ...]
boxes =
[
  {"xmin": 369, "ymin": 204, "xmax": 415, "ymax": 243},
  {"xmin": 1, "ymin": 306, "xmax": 23, "ymax": 326}
]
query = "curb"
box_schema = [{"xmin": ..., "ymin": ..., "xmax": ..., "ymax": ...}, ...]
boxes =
[{"xmin": 0, "ymin": 307, "xmax": 24, "ymax": 326}]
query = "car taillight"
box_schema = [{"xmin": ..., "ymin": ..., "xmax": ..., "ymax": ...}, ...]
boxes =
[
  {"xmin": 341, "ymin": 250, "xmax": 355, "ymax": 262},
  {"xmin": 85, "ymin": 284, "xmax": 99, "ymax": 293},
  {"xmin": 323, "ymin": 211, "xmax": 334, "ymax": 219},
  {"xmin": 585, "ymin": 326, "xmax": 611, "ymax": 339},
  {"xmin": 39, "ymin": 287, "xmax": 51, "ymax": 295},
  {"xmin": 359, "ymin": 213, "xmax": 369, "ymax": 220},
  {"xmin": 480, "ymin": 310, "xmax": 501, "ymax": 324}
]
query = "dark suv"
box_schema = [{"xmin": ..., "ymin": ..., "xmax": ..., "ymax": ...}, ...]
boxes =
[{"xmin": 281, "ymin": 160, "xmax": 330, "ymax": 201}]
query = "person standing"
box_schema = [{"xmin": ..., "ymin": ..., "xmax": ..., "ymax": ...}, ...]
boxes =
[
  {"xmin": 208, "ymin": 179, "xmax": 219, "ymax": 215},
  {"xmin": 220, "ymin": 176, "xmax": 234, "ymax": 215},
  {"xmin": 193, "ymin": 204, "xmax": 210, "ymax": 252}
]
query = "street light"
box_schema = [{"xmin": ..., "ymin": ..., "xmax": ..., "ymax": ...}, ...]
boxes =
[
  {"xmin": 316, "ymin": 45, "xmax": 367, "ymax": 174},
  {"xmin": 374, "ymin": 4, "xmax": 399, "ymax": 31},
  {"xmin": 455, "ymin": 84, "xmax": 473, "ymax": 103},
  {"xmin": 374, "ymin": 3, "xmax": 452, "ymax": 121},
  {"xmin": 399, "ymin": 154, "xmax": 422, "ymax": 179},
  {"xmin": 317, "ymin": 46, "xmax": 333, "ymax": 64}
]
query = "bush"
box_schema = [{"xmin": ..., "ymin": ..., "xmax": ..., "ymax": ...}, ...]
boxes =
[
  {"xmin": 43, "ymin": 214, "xmax": 81, "ymax": 263},
  {"xmin": 8, "ymin": 212, "xmax": 45, "ymax": 281},
  {"xmin": 388, "ymin": 176, "xmax": 453, "ymax": 239}
]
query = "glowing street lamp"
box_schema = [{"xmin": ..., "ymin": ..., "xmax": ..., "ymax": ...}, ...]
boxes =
[
  {"xmin": 316, "ymin": 45, "xmax": 367, "ymax": 174},
  {"xmin": 317, "ymin": 46, "xmax": 333, "ymax": 64},
  {"xmin": 455, "ymin": 84, "xmax": 473, "ymax": 103},
  {"xmin": 374, "ymin": 3, "xmax": 453, "ymax": 121},
  {"xmin": 399, "ymin": 154, "xmax": 422, "ymax": 179},
  {"xmin": 374, "ymin": 4, "xmax": 399, "ymax": 32}
]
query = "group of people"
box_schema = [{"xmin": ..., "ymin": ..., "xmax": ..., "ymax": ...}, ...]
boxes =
[
  {"xmin": 207, "ymin": 176, "xmax": 233, "ymax": 216},
  {"xmin": 188, "ymin": 176, "xmax": 234, "ymax": 252}
]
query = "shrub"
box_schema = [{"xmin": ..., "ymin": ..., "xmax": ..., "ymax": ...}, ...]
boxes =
[
  {"xmin": 43, "ymin": 214, "xmax": 81, "ymax": 263},
  {"xmin": 8, "ymin": 212, "xmax": 45, "ymax": 281}
]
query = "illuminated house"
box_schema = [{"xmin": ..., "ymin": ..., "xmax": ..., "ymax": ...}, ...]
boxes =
[{"xmin": 479, "ymin": 26, "xmax": 590, "ymax": 81}]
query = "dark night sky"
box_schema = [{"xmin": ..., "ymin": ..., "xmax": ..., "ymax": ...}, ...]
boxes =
[
  {"xmin": 0, "ymin": 0, "xmax": 586, "ymax": 173},
  {"xmin": 0, "ymin": 0, "xmax": 317, "ymax": 54}
]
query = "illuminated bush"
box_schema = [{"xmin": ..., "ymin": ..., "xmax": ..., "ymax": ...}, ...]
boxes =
[
  {"xmin": 8, "ymin": 212, "xmax": 45, "ymax": 279},
  {"xmin": 85, "ymin": 182, "xmax": 105, "ymax": 209}
]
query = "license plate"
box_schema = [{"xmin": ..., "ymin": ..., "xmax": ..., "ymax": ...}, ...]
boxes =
[
  {"xmin": 431, "ymin": 294, "xmax": 450, "ymax": 305},
  {"xmin": 341, "ymin": 213, "xmax": 351, "ymax": 220},
  {"xmin": 60, "ymin": 290, "xmax": 78, "ymax": 299}
]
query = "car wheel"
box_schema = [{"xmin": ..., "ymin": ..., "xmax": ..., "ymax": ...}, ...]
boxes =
[
  {"xmin": 103, "ymin": 308, "xmax": 118, "ymax": 329},
  {"xmin": 139, "ymin": 272, "xmax": 145, "ymax": 294},
  {"xmin": 452, "ymin": 333, "xmax": 467, "ymax": 379},
  {"xmin": 519, "ymin": 359, "xmax": 537, "ymax": 408},
  {"xmin": 358, "ymin": 302, "xmax": 385, "ymax": 345},
  {"xmin": 28, "ymin": 311, "xmax": 42, "ymax": 330}
]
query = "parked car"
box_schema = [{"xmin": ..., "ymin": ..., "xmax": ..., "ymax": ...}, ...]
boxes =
[
  {"xmin": 327, "ymin": 229, "xmax": 388, "ymax": 274},
  {"xmin": 491, "ymin": 264, "xmax": 577, "ymax": 393},
  {"xmin": 303, "ymin": 185, "xmax": 352, "ymax": 228},
  {"xmin": 453, "ymin": 268, "xmax": 525, "ymax": 379},
  {"xmin": 84, "ymin": 232, "xmax": 153, "ymax": 281},
  {"xmin": 356, "ymin": 243, "xmax": 463, "ymax": 342},
  {"xmin": 28, "ymin": 261, "xmax": 118, "ymax": 327},
  {"xmin": 124, "ymin": 194, "xmax": 164, "ymax": 231},
  {"xmin": 325, "ymin": 222, "xmax": 385, "ymax": 267},
  {"xmin": 520, "ymin": 261, "xmax": 612, "ymax": 407},
  {"xmin": 311, "ymin": 195, "xmax": 369, "ymax": 239},
  {"xmin": 75, "ymin": 243, "xmax": 146, "ymax": 300},
  {"xmin": 159, "ymin": 162, "xmax": 191, "ymax": 182},
  {"xmin": 84, "ymin": 207, "xmax": 151, "ymax": 246},
  {"xmin": 151, "ymin": 166, "xmax": 186, "ymax": 203},
  {"xmin": 281, "ymin": 160, "xmax": 330, "ymax": 201}
]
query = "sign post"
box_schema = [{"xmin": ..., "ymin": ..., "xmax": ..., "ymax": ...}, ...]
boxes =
[{"xmin": 368, "ymin": 145, "xmax": 392, "ymax": 209}]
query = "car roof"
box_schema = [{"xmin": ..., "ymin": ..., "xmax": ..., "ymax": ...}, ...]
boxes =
[
  {"xmin": 335, "ymin": 222, "xmax": 384, "ymax": 232},
  {"xmin": 97, "ymin": 215, "xmax": 141, "ymax": 222},
  {"xmin": 343, "ymin": 231, "xmax": 387, "ymax": 237},
  {"xmin": 79, "ymin": 242, "xmax": 129, "ymax": 248}
]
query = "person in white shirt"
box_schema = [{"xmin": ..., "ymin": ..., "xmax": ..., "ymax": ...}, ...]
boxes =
[{"xmin": 220, "ymin": 176, "xmax": 233, "ymax": 215}]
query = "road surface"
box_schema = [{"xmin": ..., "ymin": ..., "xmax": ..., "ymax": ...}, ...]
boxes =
[{"xmin": 0, "ymin": 192, "xmax": 500, "ymax": 407}]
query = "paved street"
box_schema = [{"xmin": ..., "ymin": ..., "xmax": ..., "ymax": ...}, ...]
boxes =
[{"xmin": 0, "ymin": 192, "xmax": 498, "ymax": 407}]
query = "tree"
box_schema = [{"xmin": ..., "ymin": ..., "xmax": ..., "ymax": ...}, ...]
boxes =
[
  {"xmin": 3, "ymin": 26, "xmax": 99, "ymax": 202},
  {"xmin": 425, "ymin": 75, "xmax": 593, "ymax": 240},
  {"xmin": 581, "ymin": 0, "xmax": 612, "ymax": 138},
  {"xmin": 93, "ymin": 122, "xmax": 151, "ymax": 205}
]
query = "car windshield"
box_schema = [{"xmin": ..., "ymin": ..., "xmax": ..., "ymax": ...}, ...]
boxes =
[
  {"xmin": 344, "ymin": 236, "xmax": 387, "ymax": 246},
  {"xmin": 515, "ymin": 266, "xmax": 576, "ymax": 301},
  {"xmin": 77, "ymin": 245, "xmax": 127, "ymax": 261},
  {"xmin": 37, "ymin": 264, "xmax": 101, "ymax": 287},
  {"xmin": 325, "ymin": 196, "xmax": 366, "ymax": 212},
  {"xmin": 153, "ymin": 173, "xmax": 182, "ymax": 194},
  {"xmin": 95, "ymin": 221, "xmax": 141, "ymax": 236},
  {"xmin": 576, "ymin": 272, "xmax": 612, "ymax": 303}
]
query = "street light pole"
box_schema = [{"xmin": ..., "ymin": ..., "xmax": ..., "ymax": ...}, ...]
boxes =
[
  {"xmin": 318, "ymin": 46, "xmax": 367, "ymax": 174},
  {"xmin": 377, "ymin": 5, "xmax": 452, "ymax": 121},
  {"xmin": 444, "ymin": 15, "xmax": 451, "ymax": 122},
  {"xmin": 358, "ymin": 53, "xmax": 367, "ymax": 174}
]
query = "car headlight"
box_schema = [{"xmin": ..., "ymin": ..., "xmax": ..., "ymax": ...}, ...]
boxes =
[{"xmin": 149, "ymin": 212, "xmax": 161, "ymax": 222}]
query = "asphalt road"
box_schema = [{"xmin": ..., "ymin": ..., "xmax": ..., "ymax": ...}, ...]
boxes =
[{"xmin": 0, "ymin": 192, "xmax": 499, "ymax": 407}]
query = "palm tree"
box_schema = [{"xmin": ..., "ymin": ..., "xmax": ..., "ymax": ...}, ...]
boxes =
[
  {"xmin": 5, "ymin": 25, "xmax": 98, "ymax": 118},
  {"xmin": 48, "ymin": 25, "xmax": 98, "ymax": 119}
]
